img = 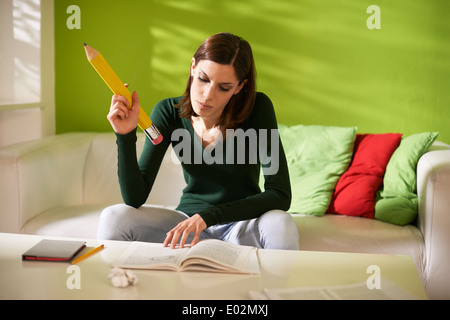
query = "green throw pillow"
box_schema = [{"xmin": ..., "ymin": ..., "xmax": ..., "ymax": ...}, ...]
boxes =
[
  {"xmin": 277, "ymin": 124, "xmax": 357, "ymax": 216},
  {"xmin": 375, "ymin": 132, "xmax": 439, "ymax": 225}
]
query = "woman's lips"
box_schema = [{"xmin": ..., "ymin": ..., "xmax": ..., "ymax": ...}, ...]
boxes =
[{"xmin": 197, "ymin": 101, "xmax": 213, "ymax": 110}]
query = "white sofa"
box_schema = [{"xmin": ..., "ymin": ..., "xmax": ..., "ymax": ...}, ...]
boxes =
[{"xmin": 1, "ymin": 132, "xmax": 450, "ymax": 299}]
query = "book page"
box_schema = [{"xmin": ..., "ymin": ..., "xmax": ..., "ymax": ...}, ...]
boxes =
[
  {"xmin": 113, "ymin": 242, "xmax": 188, "ymax": 270},
  {"xmin": 182, "ymin": 240, "xmax": 260, "ymax": 274},
  {"xmin": 113, "ymin": 240, "xmax": 260, "ymax": 274}
]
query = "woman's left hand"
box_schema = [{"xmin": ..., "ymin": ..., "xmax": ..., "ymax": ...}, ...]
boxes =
[{"xmin": 163, "ymin": 214, "xmax": 207, "ymax": 249}]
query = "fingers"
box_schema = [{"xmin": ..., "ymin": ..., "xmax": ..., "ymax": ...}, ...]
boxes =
[
  {"xmin": 163, "ymin": 228, "xmax": 178, "ymax": 249},
  {"xmin": 164, "ymin": 225, "xmax": 193, "ymax": 249},
  {"xmin": 128, "ymin": 91, "xmax": 140, "ymax": 118},
  {"xmin": 164, "ymin": 215, "xmax": 206, "ymax": 249},
  {"xmin": 108, "ymin": 104, "xmax": 128, "ymax": 125},
  {"xmin": 179, "ymin": 227, "xmax": 193, "ymax": 249},
  {"xmin": 132, "ymin": 90, "xmax": 139, "ymax": 109},
  {"xmin": 111, "ymin": 82, "xmax": 131, "ymax": 109},
  {"xmin": 109, "ymin": 91, "xmax": 138, "ymax": 120},
  {"xmin": 107, "ymin": 90, "xmax": 140, "ymax": 135},
  {"xmin": 111, "ymin": 94, "xmax": 129, "ymax": 109}
]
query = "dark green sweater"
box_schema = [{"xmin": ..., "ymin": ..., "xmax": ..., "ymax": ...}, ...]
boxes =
[{"xmin": 115, "ymin": 92, "xmax": 291, "ymax": 227}]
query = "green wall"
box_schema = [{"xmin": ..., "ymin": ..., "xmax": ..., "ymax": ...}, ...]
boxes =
[{"xmin": 55, "ymin": 0, "xmax": 450, "ymax": 143}]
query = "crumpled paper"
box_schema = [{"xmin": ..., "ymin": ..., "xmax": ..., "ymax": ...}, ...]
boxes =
[{"xmin": 108, "ymin": 267, "xmax": 138, "ymax": 288}]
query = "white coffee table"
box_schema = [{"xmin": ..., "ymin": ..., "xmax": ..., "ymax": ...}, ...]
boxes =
[{"xmin": 0, "ymin": 232, "xmax": 427, "ymax": 300}]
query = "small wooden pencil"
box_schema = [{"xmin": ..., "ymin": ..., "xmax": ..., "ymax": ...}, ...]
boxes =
[{"xmin": 71, "ymin": 244, "xmax": 105, "ymax": 264}]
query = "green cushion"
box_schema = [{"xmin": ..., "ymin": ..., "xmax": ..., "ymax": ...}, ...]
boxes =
[
  {"xmin": 278, "ymin": 124, "xmax": 357, "ymax": 216},
  {"xmin": 375, "ymin": 132, "xmax": 439, "ymax": 225}
]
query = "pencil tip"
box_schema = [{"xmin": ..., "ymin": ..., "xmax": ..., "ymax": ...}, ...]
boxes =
[{"xmin": 83, "ymin": 42, "xmax": 87, "ymax": 46}]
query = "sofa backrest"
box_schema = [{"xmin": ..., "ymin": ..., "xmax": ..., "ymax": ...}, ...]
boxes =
[
  {"xmin": 82, "ymin": 132, "xmax": 185, "ymax": 208},
  {"xmin": 0, "ymin": 133, "xmax": 95, "ymax": 232}
]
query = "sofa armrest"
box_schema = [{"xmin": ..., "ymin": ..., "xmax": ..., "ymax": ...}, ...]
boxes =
[
  {"xmin": 417, "ymin": 145, "xmax": 450, "ymax": 299},
  {"xmin": 0, "ymin": 133, "xmax": 95, "ymax": 233}
]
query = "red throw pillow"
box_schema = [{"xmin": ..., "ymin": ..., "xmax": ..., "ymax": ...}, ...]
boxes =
[{"xmin": 327, "ymin": 133, "xmax": 402, "ymax": 218}]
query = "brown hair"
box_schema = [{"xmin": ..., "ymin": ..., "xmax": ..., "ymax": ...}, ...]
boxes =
[{"xmin": 177, "ymin": 32, "xmax": 256, "ymax": 130}]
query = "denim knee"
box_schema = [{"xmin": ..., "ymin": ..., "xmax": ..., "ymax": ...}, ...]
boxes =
[
  {"xmin": 97, "ymin": 204, "xmax": 133, "ymax": 240},
  {"xmin": 257, "ymin": 210, "xmax": 299, "ymax": 250}
]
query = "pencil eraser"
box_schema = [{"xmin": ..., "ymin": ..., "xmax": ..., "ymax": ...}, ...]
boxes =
[{"xmin": 151, "ymin": 134, "xmax": 163, "ymax": 145}]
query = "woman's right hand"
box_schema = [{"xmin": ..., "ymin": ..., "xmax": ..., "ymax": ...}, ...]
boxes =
[{"xmin": 107, "ymin": 87, "xmax": 140, "ymax": 134}]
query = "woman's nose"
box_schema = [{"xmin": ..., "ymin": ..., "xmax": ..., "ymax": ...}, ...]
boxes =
[{"xmin": 203, "ymin": 84, "xmax": 214, "ymax": 101}]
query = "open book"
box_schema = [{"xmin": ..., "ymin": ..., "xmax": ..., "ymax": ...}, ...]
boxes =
[{"xmin": 113, "ymin": 239, "xmax": 260, "ymax": 274}]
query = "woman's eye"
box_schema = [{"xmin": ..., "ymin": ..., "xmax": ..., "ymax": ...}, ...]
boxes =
[{"xmin": 198, "ymin": 77, "xmax": 231, "ymax": 92}]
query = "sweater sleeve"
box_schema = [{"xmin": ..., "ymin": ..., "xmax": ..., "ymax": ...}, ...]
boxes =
[
  {"xmin": 115, "ymin": 100, "xmax": 173, "ymax": 208},
  {"xmin": 198, "ymin": 93, "xmax": 292, "ymax": 226}
]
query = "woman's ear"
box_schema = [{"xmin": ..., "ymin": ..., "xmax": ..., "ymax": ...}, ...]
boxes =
[
  {"xmin": 234, "ymin": 79, "xmax": 248, "ymax": 95},
  {"xmin": 190, "ymin": 58, "xmax": 196, "ymax": 77}
]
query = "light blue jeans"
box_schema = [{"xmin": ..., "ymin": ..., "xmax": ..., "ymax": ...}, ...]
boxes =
[{"xmin": 97, "ymin": 204, "xmax": 299, "ymax": 250}]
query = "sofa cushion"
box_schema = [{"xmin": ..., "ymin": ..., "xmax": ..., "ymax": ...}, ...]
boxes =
[
  {"xmin": 327, "ymin": 133, "xmax": 402, "ymax": 218},
  {"xmin": 293, "ymin": 213, "xmax": 425, "ymax": 279},
  {"xmin": 20, "ymin": 204, "xmax": 108, "ymax": 238},
  {"xmin": 375, "ymin": 132, "xmax": 439, "ymax": 225},
  {"xmin": 278, "ymin": 124, "xmax": 356, "ymax": 216}
]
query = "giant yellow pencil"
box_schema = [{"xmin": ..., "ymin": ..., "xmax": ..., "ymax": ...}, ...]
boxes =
[{"xmin": 84, "ymin": 43, "xmax": 163, "ymax": 145}]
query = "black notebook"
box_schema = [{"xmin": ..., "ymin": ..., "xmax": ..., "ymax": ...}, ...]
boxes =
[{"xmin": 22, "ymin": 239, "xmax": 86, "ymax": 262}]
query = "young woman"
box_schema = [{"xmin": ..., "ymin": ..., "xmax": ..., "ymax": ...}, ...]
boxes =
[{"xmin": 97, "ymin": 32, "xmax": 299, "ymax": 250}]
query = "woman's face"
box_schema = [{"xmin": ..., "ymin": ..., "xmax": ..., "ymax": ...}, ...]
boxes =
[{"xmin": 190, "ymin": 59, "xmax": 246, "ymax": 124}]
